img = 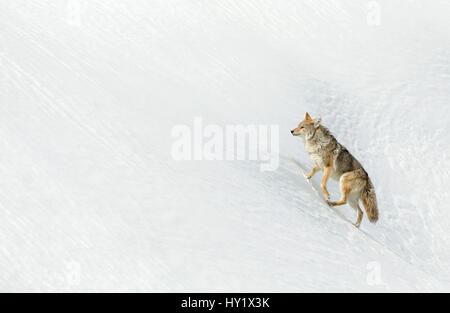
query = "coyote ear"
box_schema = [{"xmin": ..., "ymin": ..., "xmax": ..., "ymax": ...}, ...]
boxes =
[
  {"xmin": 305, "ymin": 112, "xmax": 312, "ymax": 121},
  {"xmin": 313, "ymin": 117, "xmax": 322, "ymax": 128}
]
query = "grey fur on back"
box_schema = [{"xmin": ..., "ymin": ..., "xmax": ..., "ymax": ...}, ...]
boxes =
[{"xmin": 304, "ymin": 125, "xmax": 366, "ymax": 181}]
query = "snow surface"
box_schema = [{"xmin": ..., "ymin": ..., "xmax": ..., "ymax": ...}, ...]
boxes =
[{"xmin": 1, "ymin": 0, "xmax": 450, "ymax": 292}]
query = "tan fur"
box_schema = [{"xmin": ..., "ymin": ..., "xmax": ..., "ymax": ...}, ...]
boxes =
[
  {"xmin": 291, "ymin": 113, "xmax": 379, "ymax": 227},
  {"xmin": 361, "ymin": 179, "xmax": 378, "ymax": 222}
]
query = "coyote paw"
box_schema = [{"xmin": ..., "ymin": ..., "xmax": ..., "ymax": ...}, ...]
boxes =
[
  {"xmin": 303, "ymin": 173, "xmax": 312, "ymax": 179},
  {"xmin": 326, "ymin": 200, "xmax": 332, "ymax": 207},
  {"xmin": 353, "ymin": 222, "xmax": 361, "ymax": 228}
]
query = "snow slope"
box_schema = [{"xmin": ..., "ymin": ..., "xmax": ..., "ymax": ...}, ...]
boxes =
[{"xmin": 1, "ymin": 0, "xmax": 450, "ymax": 291}]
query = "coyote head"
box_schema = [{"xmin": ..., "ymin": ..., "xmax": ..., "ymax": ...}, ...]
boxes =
[{"xmin": 291, "ymin": 112, "xmax": 321, "ymax": 139}]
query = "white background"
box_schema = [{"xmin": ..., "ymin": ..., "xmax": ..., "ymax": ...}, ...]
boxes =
[{"xmin": 1, "ymin": 0, "xmax": 450, "ymax": 291}]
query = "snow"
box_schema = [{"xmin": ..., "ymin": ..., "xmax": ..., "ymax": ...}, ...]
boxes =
[{"xmin": 1, "ymin": 0, "xmax": 450, "ymax": 292}]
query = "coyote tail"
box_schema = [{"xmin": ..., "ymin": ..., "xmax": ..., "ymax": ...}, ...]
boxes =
[{"xmin": 361, "ymin": 178, "xmax": 378, "ymax": 223}]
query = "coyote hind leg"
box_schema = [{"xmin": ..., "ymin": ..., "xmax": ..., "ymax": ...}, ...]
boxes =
[
  {"xmin": 331, "ymin": 170, "xmax": 366, "ymax": 227},
  {"xmin": 330, "ymin": 176, "xmax": 351, "ymax": 207},
  {"xmin": 348, "ymin": 198, "xmax": 363, "ymax": 228}
]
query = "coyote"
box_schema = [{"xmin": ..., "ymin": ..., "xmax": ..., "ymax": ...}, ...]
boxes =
[{"xmin": 291, "ymin": 113, "xmax": 378, "ymax": 227}]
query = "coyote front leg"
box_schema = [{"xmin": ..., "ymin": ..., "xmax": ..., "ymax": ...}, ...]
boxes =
[
  {"xmin": 321, "ymin": 166, "xmax": 331, "ymax": 201},
  {"xmin": 305, "ymin": 164, "xmax": 319, "ymax": 179}
]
